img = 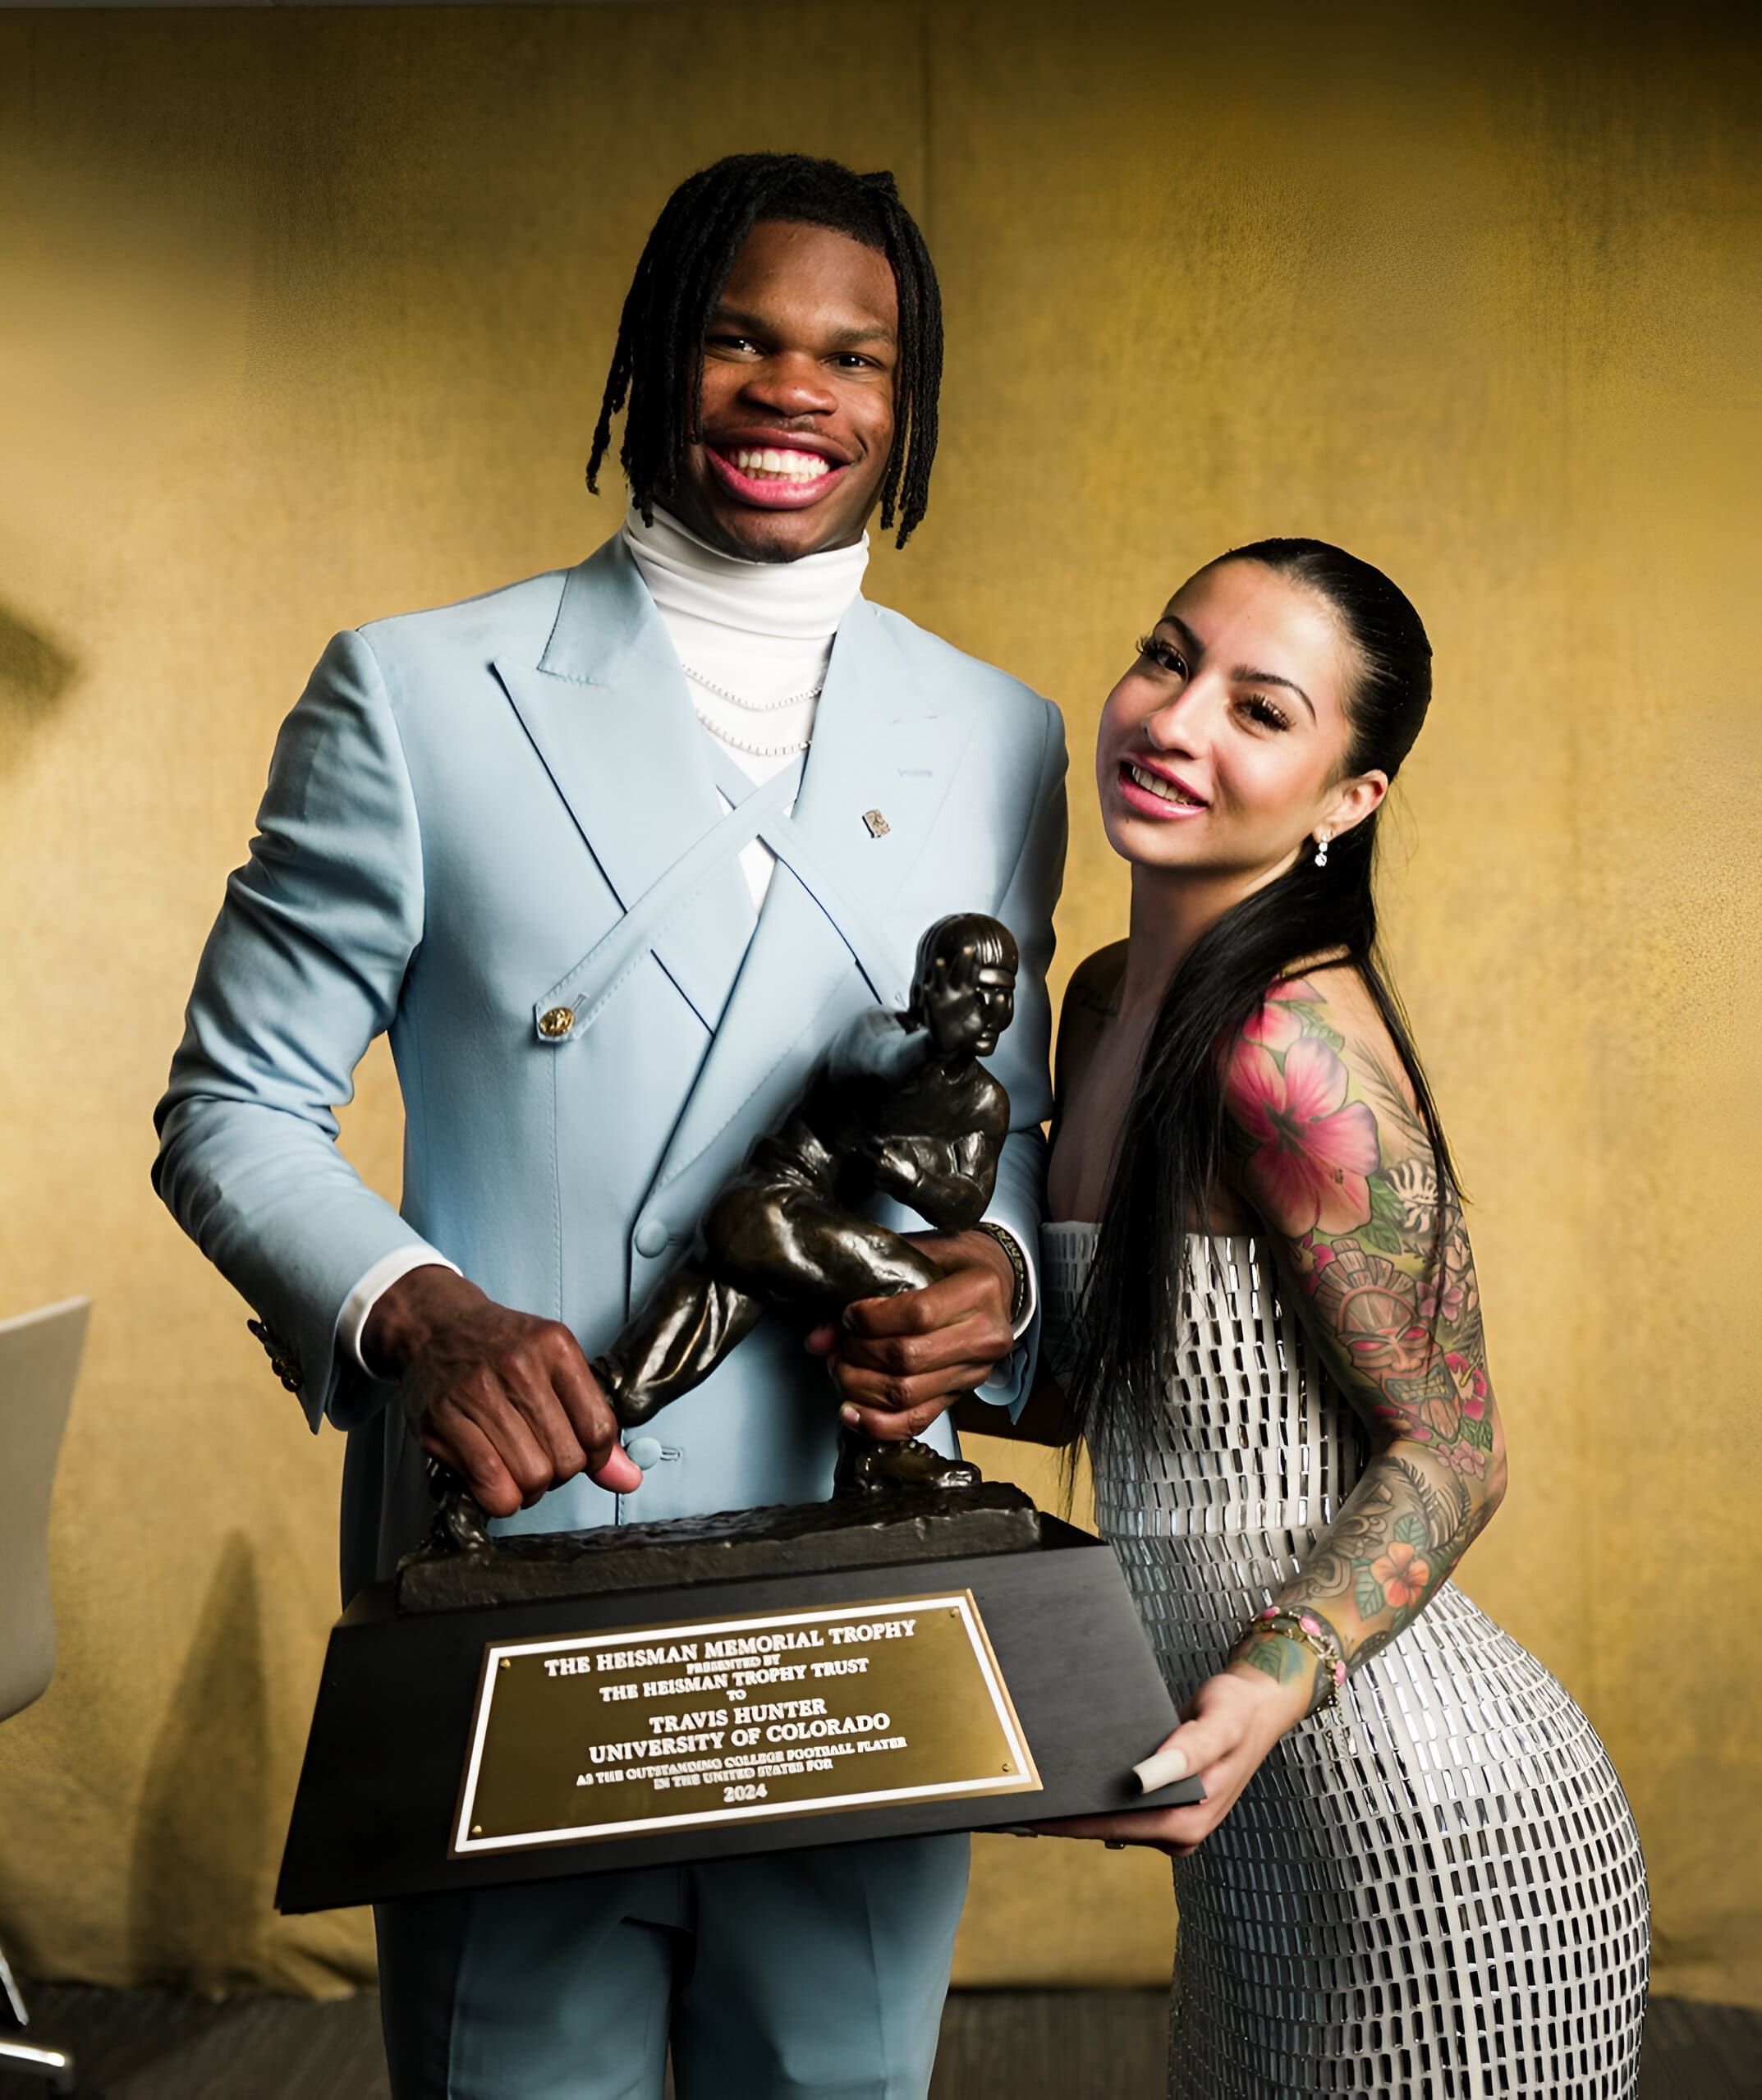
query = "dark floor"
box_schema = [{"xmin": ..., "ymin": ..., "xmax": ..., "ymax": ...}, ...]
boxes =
[{"xmin": 1, "ymin": 1984, "xmax": 1757, "ymax": 2098}]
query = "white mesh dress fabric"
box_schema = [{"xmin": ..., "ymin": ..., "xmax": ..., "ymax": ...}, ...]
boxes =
[{"xmin": 1041, "ymin": 1222, "xmax": 1650, "ymax": 2100}]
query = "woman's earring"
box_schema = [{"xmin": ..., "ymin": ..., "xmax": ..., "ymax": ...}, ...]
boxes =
[{"xmin": 1314, "ymin": 832, "xmax": 1330, "ymax": 869}]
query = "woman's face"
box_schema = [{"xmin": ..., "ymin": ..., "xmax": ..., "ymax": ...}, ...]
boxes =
[{"xmin": 1095, "ymin": 559, "xmax": 1387, "ymax": 887}]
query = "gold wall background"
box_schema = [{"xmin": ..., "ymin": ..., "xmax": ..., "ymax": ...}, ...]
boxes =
[{"xmin": 2, "ymin": 0, "xmax": 1756, "ymax": 2007}]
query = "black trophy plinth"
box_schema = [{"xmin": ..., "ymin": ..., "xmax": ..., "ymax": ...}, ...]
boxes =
[
  {"xmin": 395, "ymin": 1482, "xmax": 1044, "ymax": 1612},
  {"xmin": 275, "ymin": 1485, "xmax": 1200, "ymax": 1914}
]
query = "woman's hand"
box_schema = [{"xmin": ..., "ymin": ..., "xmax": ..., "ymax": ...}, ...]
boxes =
[{"xmin": 1032, "ymin": 1663, "xmax": 1311, "ymax": 1855}]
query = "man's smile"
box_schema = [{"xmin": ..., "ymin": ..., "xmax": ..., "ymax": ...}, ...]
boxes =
[
  {"xmin": 703, "ymin": 429, "xmax": 856, "ymax": 511},
  {"xmin": 731, "ymin": 447, "xmax": 831, "ymax": 481}
]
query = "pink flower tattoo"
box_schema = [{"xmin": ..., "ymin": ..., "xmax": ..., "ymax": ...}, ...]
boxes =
[
  {"xmin": 1241, "ymin": 980, "xmax": 1316, "ymax": 1056},
  {"xmin": 1371, "ymin": 1540, "xmax": 1432, "ymax": 1609},
  {"xmin": 1231, "ymin": 1035, "xmax": 1379, "ymax": 1236},
  {"xmin": 1443, "ymin": 1353, "xmax": 1489, "ymax": 1419}
]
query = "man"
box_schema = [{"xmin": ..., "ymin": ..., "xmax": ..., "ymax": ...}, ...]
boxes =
[{"xmin": 154, "ymin": 154, "xmax": 1066, "ymax": 2099}]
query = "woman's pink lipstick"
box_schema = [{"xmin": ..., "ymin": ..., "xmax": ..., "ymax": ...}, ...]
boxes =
[{"xmin": 1117, "ymin": 758, "xmax": 1208, "ymax": 820}]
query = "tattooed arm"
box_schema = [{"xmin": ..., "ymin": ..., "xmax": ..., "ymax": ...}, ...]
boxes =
[
  {"xmin": 1039, "ymin": 970, "xmax": 1506, "ymax": 1855},
  {"xmin": 1218, "ymin": 973, "xmax": 1506, "ymax": 1708}
]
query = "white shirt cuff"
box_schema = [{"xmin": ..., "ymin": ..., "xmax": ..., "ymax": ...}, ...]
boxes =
[
  {"xmin": 977, "ymin": 1217, "xmax": 1037, "ymax": 1392},
  {"xmin": 339, "ymin": 1246, "xmax": 461, "ymax": 1375}
]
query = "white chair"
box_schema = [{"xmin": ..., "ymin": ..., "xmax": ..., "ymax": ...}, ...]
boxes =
[{"xmin": 0, "ymin": 1296, "xmax": 89, "ymax": 2095}]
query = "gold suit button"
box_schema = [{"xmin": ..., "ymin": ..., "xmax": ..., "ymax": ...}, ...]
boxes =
[{"xmin": 538, "ymin": 1006, "xmax": 576, "ymax": 1041}]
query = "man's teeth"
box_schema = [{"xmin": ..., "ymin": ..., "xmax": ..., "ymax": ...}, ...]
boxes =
[
  {"xmin": 732, "ymin": 447, "xmax": 833, "ymax": 482},
  {"xmin": 1127, "ymin": 762, "xmax": 1201, "ymax": 807}
]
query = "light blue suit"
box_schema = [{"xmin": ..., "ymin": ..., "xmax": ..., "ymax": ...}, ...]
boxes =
[{"xmin": 154, "ymin": 534, "xmax": 1067, "ymax": 2098}]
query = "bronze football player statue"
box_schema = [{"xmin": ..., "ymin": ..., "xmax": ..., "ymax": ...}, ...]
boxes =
[{"xmin": 594, "ymin": 911, "xmax": 1020, "ymax": 1497}]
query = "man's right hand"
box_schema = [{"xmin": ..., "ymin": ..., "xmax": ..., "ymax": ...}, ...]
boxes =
[{"xmin": 364, "ymin": 1267, "xmax": 642, "ymax": 1515}]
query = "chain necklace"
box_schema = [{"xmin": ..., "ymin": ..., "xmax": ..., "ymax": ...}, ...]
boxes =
[
  {"xmin": 681, "ymin": 663, "xmax": 824, "ymax": 714},
  {"xmin": 690, "ymin": 701, "xmax": 812, "ymax": 759}
]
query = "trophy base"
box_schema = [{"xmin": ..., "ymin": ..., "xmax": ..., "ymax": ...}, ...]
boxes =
[
  {"xmin": 278, "ymin": 1499, "xmax": 1200, "ymax": 1914},
  {"xmin": 397, "ymin": 1482, "xmax": 1042, "ymax": 1612}
]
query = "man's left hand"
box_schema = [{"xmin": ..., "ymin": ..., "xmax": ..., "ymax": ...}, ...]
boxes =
[{"xmin": 805, "ymin": 1229, "xmax": 1016, "ymax": 1442}]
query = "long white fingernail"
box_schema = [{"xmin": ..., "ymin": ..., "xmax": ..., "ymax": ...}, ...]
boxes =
[{"xmin": 1134, "ymin": 1745, "xmax": 1188, "ymax": 1792}]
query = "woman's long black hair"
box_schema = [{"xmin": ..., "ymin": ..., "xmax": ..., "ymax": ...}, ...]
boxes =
[
  {"xmin": 1068, "ymin": 539, "xmax": 1458, "ymax": 1456},
  {"xmin": 586, "ymin": 153, "xmax": 943, "ymax": 548}
]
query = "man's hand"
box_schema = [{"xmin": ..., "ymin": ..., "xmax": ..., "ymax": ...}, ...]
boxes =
[
  {"xmin": 365, "ymin": 1266, "xmax": 642, "ymax": 1515},
  {"xmin": 805, "ymin": 1229, "xmax": 1016, "ymax": 1442}
]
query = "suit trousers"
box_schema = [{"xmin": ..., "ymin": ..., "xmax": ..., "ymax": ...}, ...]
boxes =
[{"xmin": 375, "ymin": 1832, "xmax": 969, "ymax": 2100}]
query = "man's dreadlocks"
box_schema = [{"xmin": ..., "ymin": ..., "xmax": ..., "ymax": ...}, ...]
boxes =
[{"xmin": 586, "ymin": 154, "xmax": 943, "ymax": 548}]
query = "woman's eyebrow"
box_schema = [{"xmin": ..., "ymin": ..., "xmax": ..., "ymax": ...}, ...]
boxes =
[
  {"xmin": 1234, "ymin": 666, "xmax": 1315, "ymax": 719},
  {"xmin": 1161, "ymin": 613, "xmax": 1204, "ymax": 660}
]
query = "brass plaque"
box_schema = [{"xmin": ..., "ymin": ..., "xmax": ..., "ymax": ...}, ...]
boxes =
[{"xmin": 452, "ymin": 1590, "xmax": 1039, "ymax": 1857}]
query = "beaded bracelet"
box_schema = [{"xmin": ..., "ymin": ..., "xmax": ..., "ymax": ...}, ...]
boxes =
[{"xmin": 1234, "ymin": 1605, "xmax": 1348, "ymax": 1713}]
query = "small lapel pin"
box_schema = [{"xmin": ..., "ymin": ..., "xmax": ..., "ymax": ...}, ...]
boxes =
[{"xmin": 862, "ymin": 809, "xmax": 891, "ymax": 838}]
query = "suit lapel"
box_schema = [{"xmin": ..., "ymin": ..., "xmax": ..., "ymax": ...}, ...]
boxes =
[
  {"xmin": 493, "ymin": 537, "xmax": 754, "ymax": 1031},
  {"xmin": 647, "ymin": 598, "xmax": 975, "ymax": 1227}
]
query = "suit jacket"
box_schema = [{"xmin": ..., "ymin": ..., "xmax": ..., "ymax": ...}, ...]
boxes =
[{"xmin": 154, "ymin": 534, "xmax": 1067, "ymax": 1599}]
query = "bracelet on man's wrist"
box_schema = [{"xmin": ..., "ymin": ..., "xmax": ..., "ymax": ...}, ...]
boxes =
[{"xmin": 971, "ymin": 1221, "xmax": 1030, "ymax": 1326}]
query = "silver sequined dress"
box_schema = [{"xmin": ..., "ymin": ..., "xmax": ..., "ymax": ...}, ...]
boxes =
[{"xmin": 1041, "ymin": 1222, "xmax": 1650, "ymax": 2100}]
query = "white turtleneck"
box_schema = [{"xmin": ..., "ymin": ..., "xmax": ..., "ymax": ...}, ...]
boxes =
[{"xmin": 622, "ymin": 502, "xmax": 869, "ymax": 906}]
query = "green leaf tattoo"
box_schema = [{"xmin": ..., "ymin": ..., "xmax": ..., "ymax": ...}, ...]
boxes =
[
  {"xmin": 1240, "ymin": 1636, "xmax": 1304, "ymax": 1685},
  {"xmin": 1360, "ymin": 1172, "xmax": 1410, "ymax": 1255}
]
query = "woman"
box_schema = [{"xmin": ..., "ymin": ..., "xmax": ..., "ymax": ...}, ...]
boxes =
[{"xmin": 1026, "ymin": 541, "xmax": 1649, "ymax": 2097}]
